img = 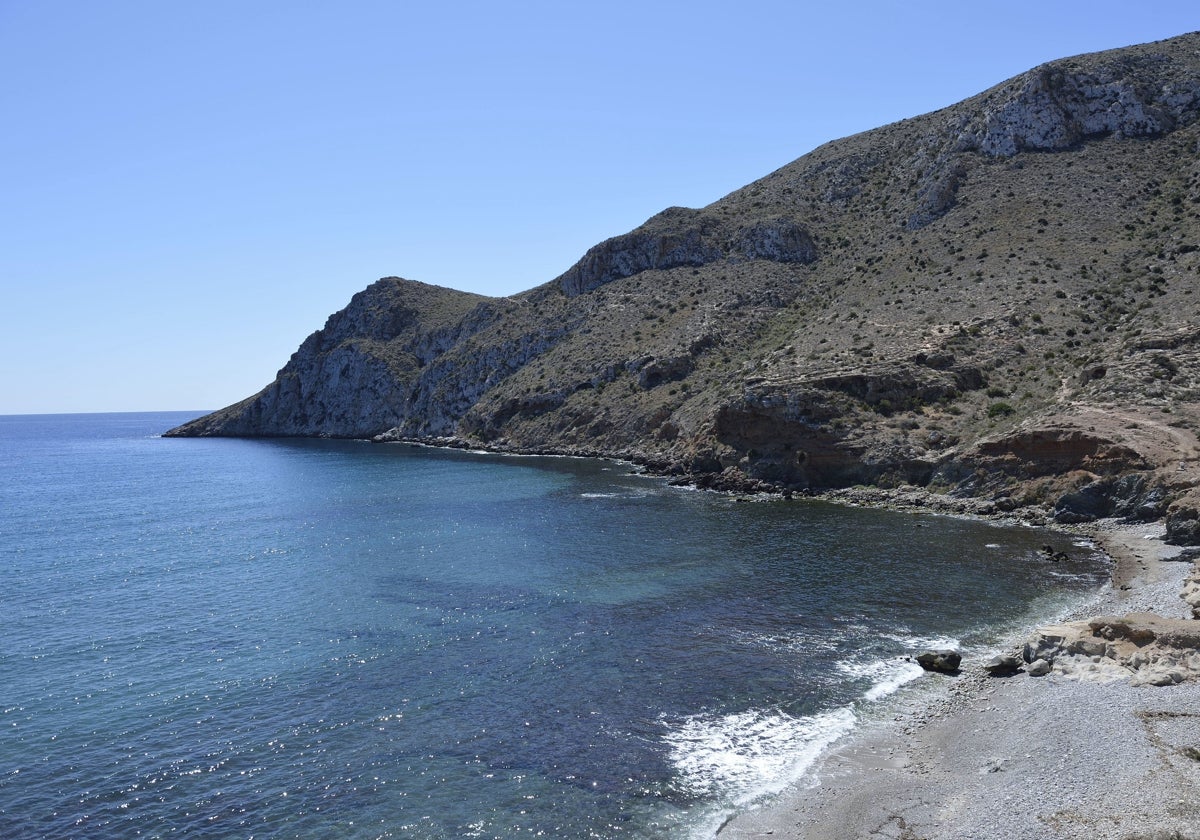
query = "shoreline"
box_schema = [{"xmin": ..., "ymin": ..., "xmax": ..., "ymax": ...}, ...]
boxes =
[
  {"xmin": 189, "ymin": 433, "xmax": 1199, "ymax": 835},
  {"xmin": 716, "ymin": 519, "xmax": 1200, "ymax": 840},
  {"xmin": 386, "ymin": 437, "xmax": 1200, "ymax": 836}
]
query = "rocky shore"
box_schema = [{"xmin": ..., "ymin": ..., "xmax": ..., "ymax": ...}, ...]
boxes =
[
  {"xmin": 375, "ymin": 436, "xmax": 1200, "ymax": 838},
  {"xmin": 157, "ymin": 34, "xmax": 1200, "ymax": 836},
  {"xmin": 717, "ymin": 519, "xmax": 1200, "ymax": 840}
]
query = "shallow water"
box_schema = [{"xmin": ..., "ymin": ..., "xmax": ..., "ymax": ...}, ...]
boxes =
[{"xmin": 0, "ymin": 412, "xmax": 1107, "ymax": 838}]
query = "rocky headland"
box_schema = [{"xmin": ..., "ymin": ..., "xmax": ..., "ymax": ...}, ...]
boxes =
[
  {"xmin": 166, "ymin": 32, "xmax": 1200, "ymax": 838},
  {"xmin": 168, "ymin": 32, "xmax": 1200, "ymax": 546}
]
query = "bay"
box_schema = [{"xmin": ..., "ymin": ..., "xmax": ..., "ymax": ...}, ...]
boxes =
[{"xmin": 0, "ymin": 412, "xmax": 1107, "ymax": 838}]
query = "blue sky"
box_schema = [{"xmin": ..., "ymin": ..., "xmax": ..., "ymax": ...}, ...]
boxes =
[{"xmin": 2, "ymin": 2, "xmax": 1196, "ymax": 414}]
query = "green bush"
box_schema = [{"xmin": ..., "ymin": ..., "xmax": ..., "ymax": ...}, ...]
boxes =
[{"xmin": 987, "ymin": 402, "xmax": 1016, "ymax": 418}]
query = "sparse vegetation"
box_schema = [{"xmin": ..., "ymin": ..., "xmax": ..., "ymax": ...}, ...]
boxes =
[{"xmin": 172, "ymin": 33, "xmax": 1200, "ymax": 511}]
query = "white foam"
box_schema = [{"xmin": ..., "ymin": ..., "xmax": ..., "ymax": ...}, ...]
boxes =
[
  {"xmin": 725, "ymin": 628, "xmax": 841, "ymax": 656},
  {"xmin": 836, "ymin": 656, "xmax": 926, "ymax": 702},
  {"xmin": 662, "ymin": 705, "xmax": 856, "ymax": 806},
  {"xmin": 1045, "ymin": 569, "xmax": 1099, "ymax": 582},
  {"xmin": 879, "ymin": 630, "xmax": 960, "ymax": 651}
]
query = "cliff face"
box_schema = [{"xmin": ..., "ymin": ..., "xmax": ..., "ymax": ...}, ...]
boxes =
[
  {"xmin": 556, "ymin": 207, "xmax": 817, "ymax": 297},
  {"xmin": 172, "ymin": 278, "xmax": 493, "ymax": 437},
  {"xmin": 167, "ymin": 32, "xmax": 1200, "ymax": 540}
]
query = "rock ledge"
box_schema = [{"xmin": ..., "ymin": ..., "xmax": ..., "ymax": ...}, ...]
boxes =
[{"xmin": 1025, "ymin": 613, "xmax": 1200, "ymax": 685}]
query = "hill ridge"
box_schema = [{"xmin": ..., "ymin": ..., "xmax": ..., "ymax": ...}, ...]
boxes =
[{"xmin": 168, "ymin": 31, "xmax": 1200, "ymax": 542}]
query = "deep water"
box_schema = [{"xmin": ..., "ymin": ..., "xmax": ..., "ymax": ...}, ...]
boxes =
[{"xmin": 0, "ymin": 412, "xmax": 1108, "ymax": 838}]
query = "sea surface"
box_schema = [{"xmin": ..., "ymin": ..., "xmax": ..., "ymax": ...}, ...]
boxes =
[{"xmin": 0, "ymin": 412, "xmax": 1108, "ymax": 838}]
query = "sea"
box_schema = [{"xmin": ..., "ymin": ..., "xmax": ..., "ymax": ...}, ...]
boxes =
[{"xmin": 0, "ymin": 411, "xmax": 1109, "ymax": 839}]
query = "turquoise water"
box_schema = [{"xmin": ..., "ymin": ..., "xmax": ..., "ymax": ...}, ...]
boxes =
[{"xmin": 0, "ymin": 412, "xmax": 1106, "ymax": 838}]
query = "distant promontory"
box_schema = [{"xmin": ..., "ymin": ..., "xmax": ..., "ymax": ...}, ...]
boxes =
[{"xmin": 169, "ymin": 32, "xmax": 1200, "ymax": 543}]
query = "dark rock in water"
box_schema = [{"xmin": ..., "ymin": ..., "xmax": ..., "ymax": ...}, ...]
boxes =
[
  {"xmin": 916, "ymin": 649, "xmax": 962, "ymax": 673},
  {"xmin": 983, "ymin": 654, "xmax": 1023, "ymax": 676},
  {"xmin": 1039, "ymin": 544, "xmax": 1069, "ymax": 562}
]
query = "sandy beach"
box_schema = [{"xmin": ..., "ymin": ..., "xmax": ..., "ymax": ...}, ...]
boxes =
[{"xmin": 718, "ymin": 521, "xmax": 1200, "ymax": 840}]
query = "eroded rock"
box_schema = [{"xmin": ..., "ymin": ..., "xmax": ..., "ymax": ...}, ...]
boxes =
[
  {"xmin": 556, "ymin": 207, "xmax": 816, "ymax": 297},
  {"xmin": 1184, "ymin": 567, "xmax": 1200, "ymax": 619},
  {"xmin": 955, "ymin": 61, "xmax": 1200, "ymax": 158},
  {"xmin": 1024, "ymin": 613, "xmax": 1200, "ymax": 684}
]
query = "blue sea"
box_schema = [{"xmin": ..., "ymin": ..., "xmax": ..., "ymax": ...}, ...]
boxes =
[{"xmin": 0, "ymin": 412, "xmax": 1108, "ymax": 838}]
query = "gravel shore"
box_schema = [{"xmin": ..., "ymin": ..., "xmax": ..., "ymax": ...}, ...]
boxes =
[{"xmin": 717, "ymin": 520, "xmax": 1200, "ymax": 840}]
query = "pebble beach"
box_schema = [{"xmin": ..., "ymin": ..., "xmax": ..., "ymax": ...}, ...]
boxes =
[{"xmin": 719, "ymin": 520, "xmax": 1200, "ymax": 840}]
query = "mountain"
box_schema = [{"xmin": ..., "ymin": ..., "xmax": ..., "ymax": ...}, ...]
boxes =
[{"xmin": 168, "ymin": 32, "xmax": 1200, "ymax": 541}]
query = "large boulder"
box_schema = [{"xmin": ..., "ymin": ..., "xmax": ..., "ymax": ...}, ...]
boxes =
[
  {"xmin": 916, "ymin": 649, "xmax": 962, "ymax": 674},
  {"xmin": 983, "ymin": 654, "xmax": 1024, "ymax": 676},
  {"xmin": 1184, "ymin": 567, "xmax": 1200, "ymax": 619},
  {"xmin": 1026, "ymin": 659, "xmax": 1052, "ymax": 677}
]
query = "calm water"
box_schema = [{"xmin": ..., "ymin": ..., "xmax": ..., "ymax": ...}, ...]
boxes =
[{"xmin": 0, "ymin": 412, "xmax": 1107, "ymax": 838}]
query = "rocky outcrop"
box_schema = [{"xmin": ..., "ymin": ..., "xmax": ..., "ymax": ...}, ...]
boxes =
[
  {"xmin": 556, "ymin": 207, "xmax": 816, "ymax": 297},
  {"xmin": 1166, "ymin": 491, "xmax": 1200, "ymax": 545},
  {"xmin": 900, "ymin": 37, "xmax": 1200, "ymax": 229},
  {"xmin": 708, "ymin": 361, "xmax": 990, "ymax": 488},
  {"xmin": 935, "ymin": 426, "xmax": 1155, "ymax": 507},
  {"xmin": 1184, "ymin": 566, "xmax": 1200, "ymax": 619},
  {"xmin": 905, "ymin": 162, "xmax": 966, "ymax": 229},
  {"xmin": 955, "ymin": 58, "xmax": 1200, "ymax": 158},
  {"xmin": 1052, "ymin": 473, "xmax": 1169, "ymax": 524},
  {"xmin": 1024, "ymin": 614, "xmax": 1200, "ymax": 685},
  {"xmin": 166, "ymin": 277, "xmax": 495, "ymax": 438},
  {"xmin": 712, "ymin": 386, "xmax": 868, "ymax": 487},
  {"xmin": 965, "ymin": 429, "xmax": 1148, "ymax": 480},
  {"xmin": 808, "ymin": 362, "xmax": 982, "ymax": 414}
]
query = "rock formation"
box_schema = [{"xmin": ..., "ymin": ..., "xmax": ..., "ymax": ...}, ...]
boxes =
[
  {"xmin": 167, "ymin": 32, "xmax": 1200, "ymax": 541},
  {"xmin": 1024, "ymin": 613, "xmax": 1200, "ymax": 685}
]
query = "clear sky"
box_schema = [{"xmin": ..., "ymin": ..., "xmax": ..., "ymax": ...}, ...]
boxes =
[{"xmin": 2, "ymin": 2, "xmax": 1196, "ymax": 414}]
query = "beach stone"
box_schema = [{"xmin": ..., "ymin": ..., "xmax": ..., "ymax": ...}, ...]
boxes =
[
  {"xmin": 916, "ymin": 649, "xmax": 962, "ymax": 673},
  {"xmin": 983, "ymin": 654, "xmax": 1023, "ymax": 676},
  {"xmin": 1134, "ymin": 664, "xmax": 1187, "ymax": 687},
  {"xmin": 1027, "ymin": 658, "xmax": 1052, "ymax": 677}
]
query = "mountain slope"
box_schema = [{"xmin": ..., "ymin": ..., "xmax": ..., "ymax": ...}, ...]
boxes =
[{"xmin": 168, "ymin": 32, "xmax": 1200, "ymax": 540}]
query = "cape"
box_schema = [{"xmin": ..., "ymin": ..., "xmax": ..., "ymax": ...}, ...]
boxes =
[{"xmin": 168, "ymin": 32, "xmax": 1200, "ymax": 542}]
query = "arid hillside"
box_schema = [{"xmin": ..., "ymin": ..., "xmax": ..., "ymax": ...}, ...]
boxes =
[{"xmin": 169, "ymin": 32, "xmax": 1200, "ymax": 540}]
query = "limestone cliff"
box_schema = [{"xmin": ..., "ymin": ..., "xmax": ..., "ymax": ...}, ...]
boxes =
[
  {"xmin": 168, "ymin": 32, "xmax": 1200, "ymax": 541},
  {"xmin": 172, "ymin": 277, "xmax": 493, "ymax": 437}
]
